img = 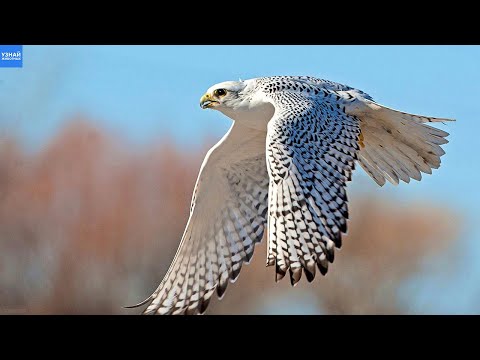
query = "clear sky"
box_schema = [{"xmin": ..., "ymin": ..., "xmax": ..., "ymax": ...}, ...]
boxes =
[{"xmin": 0, "ymin": 45, "xmax": 478, "ymax": 313}]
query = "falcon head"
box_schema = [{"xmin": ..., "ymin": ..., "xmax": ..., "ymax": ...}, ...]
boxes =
[
  {"xmin": 199, "ymin": 80, "xmax": 249, "ymax": 111},
  {"xmin": 200, "ymin": 79, "xmax": 274, "ymax": 128}
]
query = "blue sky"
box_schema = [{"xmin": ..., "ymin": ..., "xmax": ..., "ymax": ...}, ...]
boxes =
[{"xmin": 0, "ymin": 45, "xmax": 478, "ymax": 313}]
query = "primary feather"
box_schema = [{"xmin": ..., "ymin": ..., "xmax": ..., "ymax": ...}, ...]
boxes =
[{"xmin": 343, "ymin": 95, "xmax": 453, "ymax": 186}]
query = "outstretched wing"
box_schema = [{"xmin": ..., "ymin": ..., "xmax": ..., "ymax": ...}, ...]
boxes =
[
  {"xmin": 344, "ymin": 96, "xmax": 453, "ymax": 186},
  {"xmin": 259, "ymin": 77, "xmax": 361, "ymax": 285},
  {"xmin": 130, "ymin": 123, "xmax": 269, "ymax": 315}
]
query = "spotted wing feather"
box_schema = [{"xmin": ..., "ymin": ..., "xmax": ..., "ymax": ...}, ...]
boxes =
[{"xmin": 258, "ymin": 77, "xmax": 361, "ymax": 285}]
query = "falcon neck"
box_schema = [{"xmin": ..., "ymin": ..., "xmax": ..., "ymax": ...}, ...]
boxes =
[{"xmin": 219, "ymin": 101, "xmax": 275, "ymax": 132}]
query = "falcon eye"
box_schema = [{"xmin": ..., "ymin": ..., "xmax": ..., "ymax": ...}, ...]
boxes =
[{"xmin": 214, "ymin": 88, "xmax": 227, "ymax": 97}]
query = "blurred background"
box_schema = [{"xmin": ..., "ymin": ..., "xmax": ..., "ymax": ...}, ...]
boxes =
[{"xmin": 0, "ymin": 45, "xmax": 477, "ymax": 314}]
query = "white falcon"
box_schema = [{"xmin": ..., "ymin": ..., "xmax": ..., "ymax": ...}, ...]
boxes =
[{"xmin": 128, "ymin": 76, "xmax": 453, "ymax": 315}]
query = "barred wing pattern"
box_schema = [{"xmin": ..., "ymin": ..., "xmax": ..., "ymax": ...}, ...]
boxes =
[
  {"xmin": 260, "ymin": 79, "xmax": 361, "ymax": 285},
  {"xmin": 138, "ymin": 126, "xmax": 269, "ymax": 315}
]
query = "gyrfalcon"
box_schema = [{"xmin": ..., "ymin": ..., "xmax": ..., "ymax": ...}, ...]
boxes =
[{"xmin": 127, "ymin": 76, "xmax": 453, "ymax": 315}]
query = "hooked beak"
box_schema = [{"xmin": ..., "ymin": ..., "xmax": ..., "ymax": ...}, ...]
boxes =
[{"xmin": 200, "ymin": 93, "xmax": 219, "ymax": 109}]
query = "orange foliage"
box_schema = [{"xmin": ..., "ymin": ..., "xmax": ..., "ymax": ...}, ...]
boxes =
[{"xmin": 0, "ymin": 119, "xmax": 459, "ymax": 314}]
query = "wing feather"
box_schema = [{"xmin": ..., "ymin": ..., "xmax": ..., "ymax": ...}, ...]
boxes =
[
  {"xmin": 342, "ymin": 92, "xmax": 453, "ymax": 185},
  {"xmin": 131, "ymin": 124, "xmax": 269, "ymax": 315},
  {"xmin": 258, "ymin": 79, "xmax": 361, "ymax": 285}
]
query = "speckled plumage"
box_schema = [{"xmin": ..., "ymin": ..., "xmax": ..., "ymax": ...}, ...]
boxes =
[{"xmin": 129, "ymin": 76, "xmax": 453, "ymax": 315}]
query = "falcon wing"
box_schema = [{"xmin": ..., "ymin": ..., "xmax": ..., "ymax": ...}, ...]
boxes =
[
  {"xmin": 130, "ymin": 122, "xmax": 269, "ymax": 315},
  {"xmin": 341, "ymin": 90, "xmax": 454, "ymax": 186},
  {"xmin": 262, "ymin": 82, "xmax": 361, "ymax": 285}
]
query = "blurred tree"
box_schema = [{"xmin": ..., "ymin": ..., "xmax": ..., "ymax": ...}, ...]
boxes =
[{"xmin": 0, "ymin": 120, "xmax": 459, "ymax": 314}]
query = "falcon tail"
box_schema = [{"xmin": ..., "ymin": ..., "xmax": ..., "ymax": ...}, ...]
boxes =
[{"xmin": 355, "ymin": 102, "xmax": 455, "ymax": 186}]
